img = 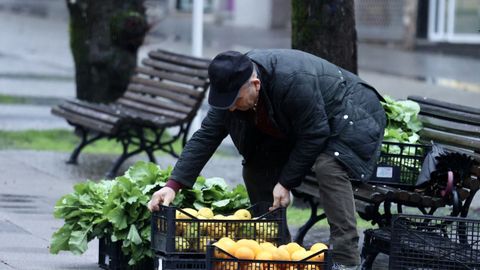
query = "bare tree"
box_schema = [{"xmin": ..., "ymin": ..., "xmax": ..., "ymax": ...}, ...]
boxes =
[
  {"xmin": 292, "ymin": 0, "xmax": 358, "ymax": 74},
  {"xmin": 66, "ymin": 0, "xmax": 148, "ymax": 102}
]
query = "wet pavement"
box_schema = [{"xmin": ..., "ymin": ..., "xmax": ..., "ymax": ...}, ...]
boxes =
[
  {"xmin": 0, "ymin": 149, "xmax": 391, "ymax": 270},
  {"xmin": 0, "ymin": 1, "xmax": 479, "ymax": 269}
]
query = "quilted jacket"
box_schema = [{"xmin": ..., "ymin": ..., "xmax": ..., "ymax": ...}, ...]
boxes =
[{"xmin": 171, "ymin": 49, "xmax": 386, "ymax": 189}]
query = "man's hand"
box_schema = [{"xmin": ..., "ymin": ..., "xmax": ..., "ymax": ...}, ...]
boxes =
[
  {"xmin": 148, "ymin": 187, "xmax": 176, "ymax": 212},
  {"xmin": 269, "ymin": 183, "xmax": 290, "ymax": 211}
]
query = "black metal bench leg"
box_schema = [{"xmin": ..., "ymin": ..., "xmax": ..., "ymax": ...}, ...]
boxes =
[
  {"xmin": 146, "ymin": 149, "xmax": 157, "ymax": 164},
  {"xmin": 360, "ymin": 252, "xmax": 378, "ymax": 270},
  {"xmin": 293, "ymin": 196, "xmax": 326, "ymax": 245},
  {"xmin": 360, "ymin": 229, "xmax": 380, "ymax": 270},
  {"xmin": 67, "ymin": 128, "xmax": 104, "ymax": 164},
  {"xmin": 105, "ymin": 149, "xmax": 142, "ymax": 179}
]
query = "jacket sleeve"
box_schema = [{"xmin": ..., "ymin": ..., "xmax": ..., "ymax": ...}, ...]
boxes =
[
  {"xmin": 170, "ymin": 108, "xmax": 228, "ymax": 188},
  {"xmin": 277, "ymin": 73, "xmax": 333, "ymax": 189}
]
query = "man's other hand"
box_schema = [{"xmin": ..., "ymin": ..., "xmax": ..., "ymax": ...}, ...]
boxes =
[
  {"xmin": 270, "ymin": 182, "xmax": 290, "ymax": 211},
  {"xmin": 147, "ymin": 187, "xmax": 176, "ymax": 212}
]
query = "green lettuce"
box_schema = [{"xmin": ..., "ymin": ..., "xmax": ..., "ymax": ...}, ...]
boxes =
[
  {"xmin": 50, "ymin": 161, "xmax": 250, "ymax": 265},
  {"xmin": 381, "ymin": 95, "xmax": 423, "ymax": 145}
]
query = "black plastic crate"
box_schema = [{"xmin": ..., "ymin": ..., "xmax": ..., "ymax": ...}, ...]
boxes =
[
  {"xmin": 151, "ymin": 202, "xmax": 288, "ymax": 255},
  {"xmin": 156, "ymin": 254, "xmax": 206, "ymax": 270},
  {"xmin": 369, "ymin": 142, "xmax": 431, "ymax": 187},
  {"xmin": 206, "ymin": 244, "xmax": 333, "ymax": 270},
  {"xmin": 98, "ymin": 237, "xmax": 155, "ymax": 270},
  {"xmin": 389, "ymin": 214, "xmax": 480, "ymax": 270}
]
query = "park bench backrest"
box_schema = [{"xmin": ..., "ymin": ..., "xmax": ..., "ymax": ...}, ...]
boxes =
[
  {"xmin": 50, "ymin": 49, "xmax": 212, "ymax": 178},
  {"xmin": 408, "ymin": 95, "xmax": 480, "ymax": 163},
  {"xmin": 122, "ymin": 50, "xmax": 211, "ymax": 126}
]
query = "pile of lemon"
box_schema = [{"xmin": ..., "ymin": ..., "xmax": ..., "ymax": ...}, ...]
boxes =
[
  {"xmin": 174, "ymin": 207, "xmax": 254, "ymax": 251},
  {"xmin": 176, "ymin": 207, "xmax": 252, "ymax": 220},
  {"xmin": 213, "ymin": 236, "xmax": 328, "ymax": 269}
]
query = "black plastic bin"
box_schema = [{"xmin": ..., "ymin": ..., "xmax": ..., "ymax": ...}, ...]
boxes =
[
  {"xmin": 151, "ymin": 202, "xmax": 288, "ymax": 255},
  {"xmin": 98, "ymin": 237, "xmax": 155, "ymax": 270},
  {"xmin": 156, "ymin": 254, "xmax": 206, "ymax": 270},
  {"xmin": 206, "ymin": 244, "xmax": 333, "ymax": 270},
  {"xmin": 389, "ymin": 214, "xmax": 480, "ymax": 270},
  {"xmin": 369, "ymin": 142, "xmax": 431, "ymax": 187}
]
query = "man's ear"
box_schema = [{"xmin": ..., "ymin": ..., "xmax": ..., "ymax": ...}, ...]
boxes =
[{"xmin": 253, "ymin": 78, "xmax": 261, "ymax": 91}]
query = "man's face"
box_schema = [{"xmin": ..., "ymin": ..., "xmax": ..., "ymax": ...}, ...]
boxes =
[{"xmin": 229, "ymin": 75, "xmax": 260, "ymax": 112}]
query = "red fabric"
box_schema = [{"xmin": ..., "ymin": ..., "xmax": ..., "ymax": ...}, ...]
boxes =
[
  {"xmin": 165, "ymin": 179, "xmax": 185, "ymax": 193},
  {"xmin": 254, "ymin": 96, "xmax": 287, "ymax": 139}
]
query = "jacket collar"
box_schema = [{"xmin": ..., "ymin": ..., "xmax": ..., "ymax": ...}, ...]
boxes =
[{"xmin": 252, "ymin": 61, "xmax": 282, "ymax": 132}]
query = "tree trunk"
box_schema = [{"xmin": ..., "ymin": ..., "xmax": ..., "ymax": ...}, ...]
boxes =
[
  {"xmin": 66, "ymin": 0, "xmax": 148, "ymax": 103},
  {"xmin": 291, "ymin": 0, "xmax": 358, "ymax": 74}
]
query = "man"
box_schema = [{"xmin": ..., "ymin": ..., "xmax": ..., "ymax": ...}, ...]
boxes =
[{"xmin": 148, "ymin": 49, "xmax": 386, "ymax": 269}]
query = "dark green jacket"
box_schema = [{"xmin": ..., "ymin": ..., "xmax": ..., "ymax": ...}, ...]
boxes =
[{"xmin": 171, "ymin": 49, "xmax": 386, "ymax": 189}]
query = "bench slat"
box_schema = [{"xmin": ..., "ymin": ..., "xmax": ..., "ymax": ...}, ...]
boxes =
[
  {"xmin": 127, "ymin": 83, "xmax": 197, "ymax": 107},
  {"xmin": 67, "ymin": 99, "xmax": 182, "ymax": 127},
  {"xmin": 142, "ymin": 58, "xmax": 209, "ymax": 78},
  {"xmin": 148, "ymin": 50, "xmax": 210, "ymax": 69},
  {"xmin": 51, "ymin": 106, "xmax": 115, "ymax": 134},
  {"xmin": 117, "ymin": 98, "xmax": 185, "ymax": 123},
  {"xmin": 409, "ymin": 95, "xmax": 480, "ymax": 115},
  {"xmin": 121, "ymin": 93, "xmax": 189, "ymax": 119},
  {"xmin": 59, "ymin": 102, "xmax": 120, "ymax": 124},
  {"xmin": 418, "ymin": 115, "xmax": 480, "ymax": 137},
  {"xmin": 123, "ymin": 89, "xmax": 191, "ymax": 114},
  {"xmin": 353, "ymin": 183, "xmax": 388, "ymax": 204},
  {"xmin": 136, "ymin": 66, "xmax": 207, "ymax": 88},
  {"xmin": 420, "ymin": 127, "xmax": 480, "ymax": 152},
  {"xmin": 417, "ymin": 103, "xmax": 480, "ymax": 125},
  {"xmin": 130, "ymin": 75, "xmax": 202, "ymax": 98}
]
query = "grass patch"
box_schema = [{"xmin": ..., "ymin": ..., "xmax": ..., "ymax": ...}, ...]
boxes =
[
  {"xmin": 0, "ymin": 94, "xmax": 26, "ymax": 104},
  {"xmin": 287, "ymin": 206, "xmax": 375, "ymax": 229},
  {"xmin": 0, "ymin": 129, "xmax": 122, "ymax": 153},
  {"xmin": 0, "ymin": 129, "xmax": 237, "ymax": 157},
  {"xmin": 0, "ymin": 94, "xmax": 63, "ymax": 105},
  {"xmin": 0, "ymin": 129, "xmax": 183, "ymax": 154}
]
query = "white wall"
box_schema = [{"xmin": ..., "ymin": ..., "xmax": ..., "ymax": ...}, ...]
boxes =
[{"xmin": 233, "ymin": 0, "xmax": 272, "ymax": 29}]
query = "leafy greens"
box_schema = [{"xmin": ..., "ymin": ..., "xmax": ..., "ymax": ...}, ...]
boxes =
[{"xmin": 50, "ymin": 161, "xmax": 250, "ymax": 265}]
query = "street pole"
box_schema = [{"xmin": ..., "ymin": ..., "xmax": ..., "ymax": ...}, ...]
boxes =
[
  {"xmin": 189, "ymin": 0, "xmax": 204, "ymax": 138},
  {"xmin": 192, "ymin": 0, "xmax": 204, "ymax": 57}
]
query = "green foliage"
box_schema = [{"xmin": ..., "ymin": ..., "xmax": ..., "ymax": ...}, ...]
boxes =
[
  {"xmin": 0, "ymin": 94, "xmax": 25, "ymax": 104},
  {"xmin": 286, "ymin": 206, "xmax": 374, "ymax": 229},
  {"xmin": 0, "ymin": 129, "xmax": 123, "ymax": 153},
  {"xmin": 175, "ymin": 177, "xmax": 250, "ymax": 214},
  {"xmin": 0, "ymin": 129, "xmax": 183, "ymax": 155},
  {"xmin": 50, "ymin": 161, "xmax": 250, "ymax": 265},
  {"xmin": 382, "ymin": 95, "xmax": 423, "ymax": 146},
  {"xmin": 51, "ymin": 180, "xmax": 115, "ymax": 254}
]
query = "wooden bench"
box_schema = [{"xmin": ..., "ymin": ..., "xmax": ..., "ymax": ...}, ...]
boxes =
[
  {"xmin": 51, "ymin": 49, "xmax": 211, "ymax": 178},
  {"xmin": 292, "ymin": 95, "xmax": 480, "ymax": 269}
]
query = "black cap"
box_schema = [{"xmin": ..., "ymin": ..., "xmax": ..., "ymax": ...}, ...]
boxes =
[{"xmin": 208, "ymin": 51, "xmax": 253, "ymax": 109}]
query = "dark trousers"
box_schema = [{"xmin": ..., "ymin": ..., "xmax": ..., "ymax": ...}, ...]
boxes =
[
  {"xmin": 243, "ymin": 150, "xmax": 360, "ymax": 266},
  {"xmin": 313, "ymin": 153, "xmax": 360, "ymax": 265},
  {"xmin": 242, "ymin": 145, "xmax": 291, "ymax": 241},
  {"xmin": 242, "ymin": 139, "xmax": 290, "ymax": 204}
]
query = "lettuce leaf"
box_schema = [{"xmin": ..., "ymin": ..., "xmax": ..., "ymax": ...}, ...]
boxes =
[
  {"xmin": 382, "ymin": 95, "xmax": 423, "ymax": 146},
  {"xmin": 50, "ymin": 161, "xmax": 250, "ymax": 265}
]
